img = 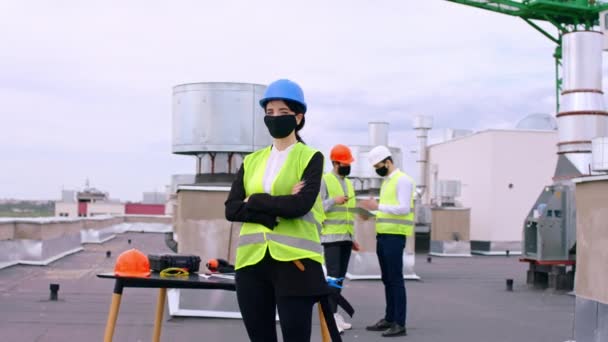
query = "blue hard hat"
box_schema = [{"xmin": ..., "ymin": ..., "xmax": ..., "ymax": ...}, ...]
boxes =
[{"xmin": 259, "ymin": 79, "xmax": 307, "ymax": 113}]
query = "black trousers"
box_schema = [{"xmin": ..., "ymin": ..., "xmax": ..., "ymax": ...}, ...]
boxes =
[
  {"xmin": 323, "ymin": 242, "xmax": 352, "ymax": 313},
  {"xmin": 235, "ymin": 254, "xmax": 322, "ymax": 342},
  {"xmin": 377, "ymin": 234, "xmax": 407, "ymax": 326}
]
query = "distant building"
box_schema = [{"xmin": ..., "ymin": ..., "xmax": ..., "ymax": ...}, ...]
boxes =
[
  {"xmin": 55, "ymin": 183, "xmax": 167, "ymax": 217},
  {"xmin": 125, "ymin": 203, "xmax": 165, "ymax": 215},
  {"xmin": 424, "ymin": 128, "xmax": 558, "ymax": 253},
  {"xmin": 142, "ymin": 192, "xmax": 168, "ymax": 205}
]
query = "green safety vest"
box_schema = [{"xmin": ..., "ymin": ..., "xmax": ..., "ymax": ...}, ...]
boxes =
[
  {"xmin": 376, "ymin": 170, "xmax": 416, "ymax": 236},
  {"xmin": 321, "ymin": 172, "xmax": 355, "ymax": 243},
  {"xmin": 235, "ymin": 143, "xmax": 325, "ymax": 270}
]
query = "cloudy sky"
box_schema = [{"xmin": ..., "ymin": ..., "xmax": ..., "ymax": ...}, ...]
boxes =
[{"xmin": 1, "ymin": 0, "xmax": 599, "ymax": 201}]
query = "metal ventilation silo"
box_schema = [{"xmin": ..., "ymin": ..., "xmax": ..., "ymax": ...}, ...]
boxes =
[{"xmin": 172, "ymin": 82, "xmax": 271, "ymax": 183}]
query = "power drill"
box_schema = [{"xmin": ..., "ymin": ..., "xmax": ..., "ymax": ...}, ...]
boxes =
[{"xmin": 206, "ymin": 258, "xmax": 235, "ymax": 273}]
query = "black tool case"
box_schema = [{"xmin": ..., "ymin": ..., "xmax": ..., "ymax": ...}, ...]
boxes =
[{"xmin": 148, "ymin": 254, "xmax": 201, "ymax": 273}]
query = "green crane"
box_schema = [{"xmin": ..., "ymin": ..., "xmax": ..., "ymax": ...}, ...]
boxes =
[{"xmin": 445, "ymin": 0, "xmax": 608, "ymax": 112}]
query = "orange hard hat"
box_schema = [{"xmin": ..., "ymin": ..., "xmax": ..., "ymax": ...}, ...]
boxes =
[
  {"xmin": 330, "ymin": 144, "xmax": 354, "ymax": 165},
  {"xmin": 207, "ymin": 259, "xmax": 219, "ymax": 271},
  {"xmin": 114, "ymin": 248, "xmax": 151, "ymax": 278}
]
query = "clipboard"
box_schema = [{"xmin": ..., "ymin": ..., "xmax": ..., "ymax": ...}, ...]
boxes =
[{"xmin": 353, "ymin": 207, "xmax": 376, "ymax": 217}]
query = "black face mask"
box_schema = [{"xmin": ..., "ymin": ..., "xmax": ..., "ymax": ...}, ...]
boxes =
[
  {"xmin": 375, "ymin": 165, "xmax": 389, "ymax": 177},
  {"xmin": 264, "ymin": 115, "xmax": 297, "ymax": 139},
  {"xmin": 337, "ymin": 165, "xmax": 351, "ymax": 177}
]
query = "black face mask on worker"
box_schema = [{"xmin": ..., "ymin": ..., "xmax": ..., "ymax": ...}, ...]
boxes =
[
  {"xmin": 375, "ymin": 165, "xmax": 389, "ymax": 177},
  {"xmin": 264, "ymin": 115, "xmax": 297, "ymax": 139},
  {"xmin": 337, "ymin": 165, "xmax": 351, "ymax": 176}
]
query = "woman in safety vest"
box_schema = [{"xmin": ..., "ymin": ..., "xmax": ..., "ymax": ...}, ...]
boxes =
[{"xmin": 225, "ymin": 79, "xmax": 328, "ymax": 342}]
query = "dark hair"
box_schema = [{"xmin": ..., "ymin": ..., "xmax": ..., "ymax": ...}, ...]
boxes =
[
  {"xmin": 264, "ymin": 99, "xmax": 306, "ymax": 144},
  {"xmin": 382, "ymin": 156, "xmax": 393, "ymax": 164}
]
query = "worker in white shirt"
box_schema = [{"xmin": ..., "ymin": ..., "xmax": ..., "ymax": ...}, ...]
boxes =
[{"xmin": 358, "ymin": 145, "xmax": 415, "ymax": 337}]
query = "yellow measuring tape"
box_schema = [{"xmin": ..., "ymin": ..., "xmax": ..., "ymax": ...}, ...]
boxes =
[{"xmin": 159, "ymin": 267, "xmax": 189, "ymax": 278}]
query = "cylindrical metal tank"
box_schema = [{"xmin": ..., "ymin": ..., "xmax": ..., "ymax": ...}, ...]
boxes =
[
  {"xmin": 557, "ymin": 31, "xmax": 608, "ymax": 174},
  {"xmin": 592, "ymin": 137, "xmax": 608, "ymax": 172},
  {"xmin": 562, "ymin": 32, "xmax": 602, "ymax": 91},
  {"xmin": 368, "ymin": 122, "xmax": 389, "ymax": 147},
  {"xmin": 172, "ymin": 82, "xmax": 271, "ymax": 155}
]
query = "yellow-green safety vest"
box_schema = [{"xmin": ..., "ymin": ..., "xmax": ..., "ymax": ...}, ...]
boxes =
[
  {"xmin": 321, "ymin": 172, "xmax": 356, "ymax": 243},
  {"xmin": 235, "ymin": 143, "xmax": 325, "ymax": 270},
  {"xmin": 376, "ymin": 170, "xmax": 416, "ymax": 236}
]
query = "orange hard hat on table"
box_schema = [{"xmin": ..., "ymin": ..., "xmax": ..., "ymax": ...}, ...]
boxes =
[
  {"xmin": 330, "ymin": 144, "xmax": 354, "ymax": 165},
  {"xmin": 114, "ymin": 248, "xmax": 151, "ymax": 278}
]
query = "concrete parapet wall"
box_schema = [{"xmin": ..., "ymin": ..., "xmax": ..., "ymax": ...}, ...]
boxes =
[
  {"xmin": 0, "ymin": 215, "xmax": 173, "ymax": 242},
  {"xmin": 124, "ymin": 215, "xmax": 171, "ymax": 224},
  {"xmin": 0, "ymin": 222, "xmax": 15, "ymax": 241},
  {"xmin": 83, "ymin": 216, "xmax": 123, "ymax": 229},
  {"xmin": 14, "ymin": 221, "xmax": 83, "ymax": 240},
  {"xmin": 0, "ymin": 215, "xmax": 173, "ymax": 269}
]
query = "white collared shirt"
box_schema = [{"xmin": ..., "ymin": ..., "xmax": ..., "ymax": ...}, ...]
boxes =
[
  {"xmin": 263, "ymin": 143, "xmax": 296, "ymax": 194},
  {"xmin": 378, "ymin": 168, "xmax": 413, "ymax": 215}
]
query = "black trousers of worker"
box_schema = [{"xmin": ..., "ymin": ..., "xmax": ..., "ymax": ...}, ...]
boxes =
[
  {"xmin": 323, "ymin": 242, "xmax": 353, "ymax": 313},
  {"xmin": 235, "ymin": 253, "xmax": 324, "ymax": 342},
  {"xmin": 377, "ymin": 234, "xmax": 407, "ymax": 326}
]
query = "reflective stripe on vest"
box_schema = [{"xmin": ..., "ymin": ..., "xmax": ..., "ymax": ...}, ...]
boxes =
[
  {"xmin": 321, "ymin": 233, "xmax": 354, "ymax": 244},
  {"xmin": 376, "ymin": 171, "xmax": 416, "ymax": 236},
  {"xmin": 321, "ymin": 173, "xmax": 355, "ymax": 243},
  {"xmin": 376, "ymin": 218, "xmax": 415, "ymax": 226},
  {"xmin": 324, "ymin": 219, "xmax": 355, "ymax": 225},
  {"xmin": 236, "ymin": 143, "xmax": 325, "ymax": 269},
  {"xmin": 326, "ymin": 207, "xmax": 349, "ymax": 212},
  {"xmin": 238, "ymin": 232, "xmax": 323, "ymax": 254},
  {"xmin": 302, "ymin": 211, "xmax": 323, "ymax": 235}
]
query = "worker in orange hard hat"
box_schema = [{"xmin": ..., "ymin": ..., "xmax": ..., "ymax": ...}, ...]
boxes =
[
  {"xmin": 114, "ymin": 248, "xmax": 151, "ymax": 278},
  {"xmin": 320, "ymin": 144, "xmax": 360, "ymax": 332}
]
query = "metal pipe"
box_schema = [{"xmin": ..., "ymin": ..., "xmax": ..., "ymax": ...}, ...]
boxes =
[
  {"xmin": 195, "ymin": 155, "xmax": 203, "ymax": 174},
  {"xmin": 413, "ymin": 116, "xmax": 433, "ymax": 198},
  {"xmin": 164, "ymin": 232, "xmax": 178, "ymax": 253},
  {"xmin": 49, "ymin": 283, "xmax": 59, "ymax": 301}
]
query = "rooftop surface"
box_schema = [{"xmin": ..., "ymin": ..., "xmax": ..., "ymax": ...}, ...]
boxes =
[{"xmin": 0, "ymin": 232, "xmax": 574, "ymax": 342}]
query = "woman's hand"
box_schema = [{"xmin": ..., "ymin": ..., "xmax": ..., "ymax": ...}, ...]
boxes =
[{"xmin": 291, "ymin": 181, "xmax": 305, "ymax": 195}]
